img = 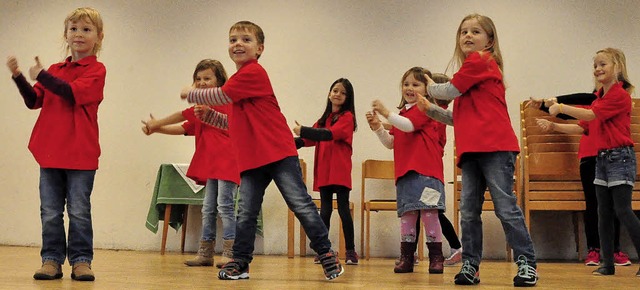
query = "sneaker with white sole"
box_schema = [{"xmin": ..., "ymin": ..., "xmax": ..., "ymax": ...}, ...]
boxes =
[
  {"xmin": 318, "ymin": 250, "xmax": 344, "ymax": 280},
  {"xmin": 614, "ymin": 251, "xmax": 631, "ymax": 266},
  {"xmin": 454, "ymin": 260, "xmax": 480, "ymax": 285},
  {"xmin": 218, "ymin": 260, "xmax": 250, "ymax": 280},
  {"xmin": 444, "ymin": 248, "xmax": 462, "ymax": 266},
  {"xmin": 513, "ymin": 255, "xmax": 538, "ymax": 287}
]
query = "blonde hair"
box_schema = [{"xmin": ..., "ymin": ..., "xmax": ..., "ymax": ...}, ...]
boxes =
[
  {"xmin": 594, "ymin": 48, "xmax": 635, "ymax": 95},
  {"xmin": 230, "ymin": 21, "xmax": 264, "ymax": 59},
  {"xmin": 446, "ymin": 13, "xmax": 503, "ymax": 75},
  {"xmin": 63, "ymin": 7, "xmax": 104, "ymax": 57},
  {"xmin": 397, "ymin": 67, "xmax": 432, "ymax": 109}
]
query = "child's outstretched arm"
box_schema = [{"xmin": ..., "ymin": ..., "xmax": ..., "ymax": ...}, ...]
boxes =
[
  {"xmin": 141, "ymin": 123, "xmax": 186, "ymax": 136},
  {"xmin": 548, "ymin": 103, "xmax": 596, "ymax": 121},
  {"xmin": 181, "ymin": 86, "xmax": 232, "ymax": 106},
  {"xmin": 372, "ymin": 99, "xmax": 415, "ymax": 132},
  {"xmin": 366, "ymin": 110, "xmax": 393, "ymax": 149},
  {"xmin": 142, "ymin": 111, "xmax": 186, "ymax": 134},
  {"xmin": 30, "ymin": 56, "xmax": 105, "ymax": 106},
  {"xmin": 535, "ymin": 118, "xmax": 584, "ymax": 135},
  {"xmin": 416, "ymin": 94, "xmax": 453, "ymax": 126},
  {"xmin": 424, "ymin": 74, "xmax": 461, "ymax": 101},
  {"xmin": 293, "ymin": 120, "xmax": 333, "ymax": 141},
  {"xmin": 196, "ymin": 106, "xmax": 228, "ymax": 130}
]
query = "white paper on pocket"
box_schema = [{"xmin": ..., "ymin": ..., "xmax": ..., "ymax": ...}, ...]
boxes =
[{"xmin": 420, "ymin": 187, "xmax": 441, "ymax": 206}]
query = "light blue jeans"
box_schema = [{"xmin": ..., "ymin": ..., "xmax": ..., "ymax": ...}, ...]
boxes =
[
  {"xmin": 233, "ymin": 156, "xmax": 331, "ymax": 263},
  {"xmin": 459, "ymin": 152, "xmax": 536, "ymax": 267},
  {"xmin": 201, "ymin": 179, "xmax": 237, "ymax": 241},
  {"xmin": 39, "ymin": 168, "xmax": 95, "ymax": 265}
]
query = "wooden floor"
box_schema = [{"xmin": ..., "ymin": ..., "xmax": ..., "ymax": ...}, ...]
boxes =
[{"xmin": 1, "ymin": 246, "xmax": 638, "ymax": 289}]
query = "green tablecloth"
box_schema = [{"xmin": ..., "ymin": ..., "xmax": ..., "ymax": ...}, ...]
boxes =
[{"xmin": 145, "ymin": 164, "xmax": 263, "ymax": 236}]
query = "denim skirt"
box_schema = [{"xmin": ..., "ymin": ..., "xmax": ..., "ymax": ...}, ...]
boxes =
[
  {"xmin": 395, "ymin": 170, "xmax": 445, "ymax": 216},
  {"xmin": 594, "ymin": 146, "xmax": 636, "ymax": 187}
]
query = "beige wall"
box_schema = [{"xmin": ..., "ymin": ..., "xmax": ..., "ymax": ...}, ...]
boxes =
[{"xmin": 1, "ymin": 0, "xmax": 639, "ymax": 260}]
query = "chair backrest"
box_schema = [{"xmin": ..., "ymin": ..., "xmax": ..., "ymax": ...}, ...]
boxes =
[{"xmin": 360, "ymin": 159, "xmax": 395, "ymax": 206}]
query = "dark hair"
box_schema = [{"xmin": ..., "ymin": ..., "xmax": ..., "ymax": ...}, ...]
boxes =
[
  {"xmin": 317, "ymin": 78, "xmax": 357, "ymax": 131},
  {"xmin": 192, "ymin": 59, "xmax": 227, "ymax": 86}
]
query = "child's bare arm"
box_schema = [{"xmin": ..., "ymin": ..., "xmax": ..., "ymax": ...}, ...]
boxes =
[{"xmin": 142, "ymin": 124, "xmax": 186, "ymax": 136}]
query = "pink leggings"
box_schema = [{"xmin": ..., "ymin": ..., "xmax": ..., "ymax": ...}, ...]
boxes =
[{"xmin": 400, "ymin": 209, "xmax": 442, "ymax": 243}]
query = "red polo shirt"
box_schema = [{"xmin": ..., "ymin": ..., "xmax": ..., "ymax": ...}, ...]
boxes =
[
  {"xmin": 301, "ymin": 111, "xmax": 354, "ymax": 191},
  {"xmin": 579, "ymin": 82, "xmax": 633, "ymax": 151},
  {"xmin": 29, "ymin": 56, "xmax": 105, "ymax": 170},
  {"xmin": 390, "ymin": 105, "xmax": 446, "ymax": 184},
  {"xmin": 182, "ymin": 106, "xmax": 240, "ymax": 185},
  {"xmin": 221, "ymin": 60, "xmax": 298, "ymax": 172},
  {"xmin": 450, "ymin": 51, "xmax": 519, "ymax": 164}
]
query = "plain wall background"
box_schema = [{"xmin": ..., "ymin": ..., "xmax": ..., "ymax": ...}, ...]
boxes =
[{"xmin": 1, "ymin": 0, "xmax": 639, "ymax": 260}]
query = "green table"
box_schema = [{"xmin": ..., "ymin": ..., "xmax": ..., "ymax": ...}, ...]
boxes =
[{"xmin": 145, "ymin": 164, "xmax": 205, "ymax": 254}]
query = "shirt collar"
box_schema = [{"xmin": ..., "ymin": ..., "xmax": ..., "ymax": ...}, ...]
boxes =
[{"xmin": 58, "ymin": 55, "xmax": 97, "ymax": 68}]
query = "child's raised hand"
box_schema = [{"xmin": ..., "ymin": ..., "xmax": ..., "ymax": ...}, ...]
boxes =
[
  {"xmin": 141, "ymin": 114, "xmax": 157, "ymax": 135},
  {"xmin": 526, "ymin": 97, "xmax": 544, "ymax": 109},
  {"xmin": 424, "ymin": 73, "xmax": 435, "ymax": 86},
  {"xmin": 535, "ymin": 118, "xmax": 554, "ymax": 132},
  {"xmin": 371, "ymin": 99, "xmax": 390, "ymax": 118},
  {"xmin": 548, "ymin": 103, "xmax": 561, "ymax": 116},
  {"xmin": 365, "ymin": 111, "xmax": 381, "ymax": 131},
  {"xmin": 6, "ymin": 56, "xmax": 21, "ymax": 77},
  {"xmin": 194, "ymin": 105, "xmax": 211, "ymax": 119},
  {"xmin": 292, "ymin": 121, "xmax": 303, "ymax": 136},
  {"xmin": 416, "ymin": 93, "xmax": 431, "ymax": 112},
  {"xmin": 544, "ymin": 97, "xmax": 557, "ymax": 108},
  {"xmin": 28, "ymin": 56, "xmax": 43, "ymax": 81},
  {"xmin": 180, "ymin": 86, "xmax": 192, "ymax": 100}
]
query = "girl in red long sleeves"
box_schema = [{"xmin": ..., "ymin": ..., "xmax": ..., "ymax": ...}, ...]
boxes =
[
  {"xmin": 6, "ymin": 7, "xmax": 105, "ymax": 282},
  {"xmin": 292, "ymin": 78, "xmax": 359, "ymax": 265}
]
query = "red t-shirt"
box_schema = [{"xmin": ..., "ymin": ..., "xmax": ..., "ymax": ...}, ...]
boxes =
[
  {"xmin": 450, "ymin": 51, "xmax": 519, "ymax": 163},
  {"xmin": 181, "ymin": 106, "xmax": 240, "ymax": 185},
  {"xmin": 389, "ymin": 105, "xmax": 446, "ymax": 184},
  {"xmin": 302, "ymin": 111, "xmax": 354, "ymax": 191},
  {"xmin": 28, "ymin": 56, "xmax": 105, "ymax": 170},
  {"xmin": 579, "ymin": 82, "xmax": 633, "ymax": 151},
  {"xmin": 221, "ymin": 60, "xmax": 298, "ymax": 172}
]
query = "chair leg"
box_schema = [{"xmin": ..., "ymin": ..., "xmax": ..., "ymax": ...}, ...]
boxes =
[
  {"xmin": 300, "ymin": 224, "xmax": 307, "ymax": 257},
  {"xmin": 417, "ymin": 220, "xmax": 424, "ymax": 261},
  {"xmin": 366, "ymin": 209, "xmax": 371, "ymax": 260},
  {"xmin": 287, "ymin": 209, "xmax": 294, "ymax": 258}
]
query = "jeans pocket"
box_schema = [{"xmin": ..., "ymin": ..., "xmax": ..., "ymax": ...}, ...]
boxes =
[{"xmin": 420, "ymin": 187, "xmax": 441, "ymax": 206}]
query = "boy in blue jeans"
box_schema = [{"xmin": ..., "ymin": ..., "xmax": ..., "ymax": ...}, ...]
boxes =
[{"xmin": 180, "ymin": 21, "xmax": 344, "ymax": 281}]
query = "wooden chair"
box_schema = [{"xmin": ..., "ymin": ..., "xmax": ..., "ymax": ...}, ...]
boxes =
[
  {"xmin": 452, "ymin": 149, "xmax": 519, "ymax": 261},
  {"xmin": 287, "ymin": 159, "xmax": 353, "ymax": 259},
  {"xmin": 521, "ymin": 99, "xmax": 640, "ymax": 259},
  {"xmin": 360, "ymin": 159, "xmax": 425, "ymax": 260}
]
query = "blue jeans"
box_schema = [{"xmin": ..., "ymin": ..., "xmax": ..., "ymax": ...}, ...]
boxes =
[
  {"xmin": 233, "ymin": 156, "xmax": 331, "ymax": 263},
  {"xmin": 594, "ymin": 146, "xmax": 636, "ymax": 187},
  {"xmin": 459, "ymin": 152, "xmax": 536, "ymax": 267},
  {"xmin": 201, "ymin": 179, "xmax": 238, "ymax": 241},
  {"xmin": 39, "ymin": 168, "xmax": 95, "ymax": 265}
]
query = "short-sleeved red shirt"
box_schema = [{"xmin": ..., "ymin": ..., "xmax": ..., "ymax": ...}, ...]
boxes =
[
  {"xmin": 390, "ymin": 105, "xmax": 446, "ymax": 184},
  {"xmin": 302, "ymin": 111, "xmax": 354, "ymax": 191},
  {"xmin": 579, "ymin": 82, "xmax": 633, "ymax": 151},
  {"xmin": 29, "ymin": 56, "xmax": 105, "ymax": 170},
  {"xmin": 221, "ymin": 60, "xmax": 298, "ymax": 172},
  {"xmin": 450, "ymin": 52, "xmax": 519, "ymax": 164},
  {"xmin": 181, "ymin": 106, "xmax": 240, "ymax": 185}
]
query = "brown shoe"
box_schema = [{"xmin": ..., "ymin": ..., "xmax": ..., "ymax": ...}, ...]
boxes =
[
  {"xmin": 33, "ymin": 260, "xmax": 63, "ymax": 280},
  {"xmin": 71, "ymin": 262, "xmax": 95, "ymax": 281},
  {"xmin": 185, "ymin": 240, "xmax": 214, "ymax": 267},
  {"xmin": 427, "ymin": 242, "xmax": 444, "ymax": 274},
  {"xmin": 215, "ymin": 239, "xmax": 234, "ymax": 269},
  {"xmin": 394, "ymin": 242, "xmax": 416, "ymax": 273}
]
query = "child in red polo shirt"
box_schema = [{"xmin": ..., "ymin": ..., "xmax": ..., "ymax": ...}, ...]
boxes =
[
  {"xmin": 540, "ymin": 48, "xmax": 640, "ymax": 277},
  {"xmin": 142, "ymin": 59, "xmax": 239, "ymax": 269},
  {"xmin": 180, "ymin": 21, "xmax": 343, "ymax": 281},
  {"xmin": 292, "ymin": 78, "xmax": 359, "ymax": 265},
  {"xmin": 6, "ymin": 7, "xmax": 105, "ymax": 282},
  {"xmin": 419, "ymin": 14, "xmax": 537, "ymax": 287},
  {"xmin": 366, "ymin": 67, "xmax": 446, "ymax": 275}
]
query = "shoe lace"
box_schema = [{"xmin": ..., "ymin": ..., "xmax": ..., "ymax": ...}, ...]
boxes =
[
  {"xmin": 460, "ymin": 260, "xmax": 477, "ymax": 276},
  {"xmin": 516, "ymin": 256, "xmax": 537, "ymax": 278}
]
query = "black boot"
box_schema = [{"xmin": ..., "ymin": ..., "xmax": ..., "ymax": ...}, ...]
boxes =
[
  {"xmin": 394, "ymin": 242, "xmax": 417, "ymax": 273},
  {"xmin": 427, "ymin": 242, "xmax": 444, "ymax": 274}
]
